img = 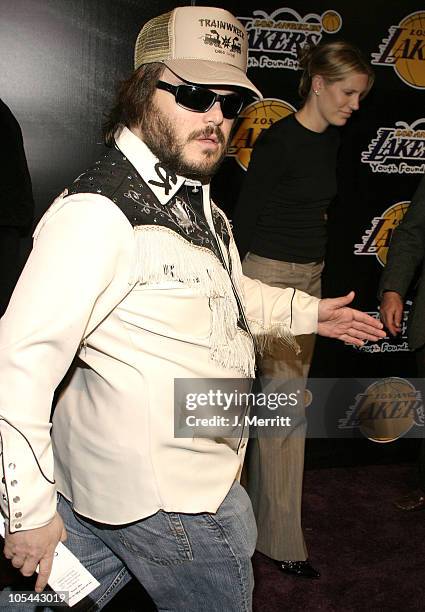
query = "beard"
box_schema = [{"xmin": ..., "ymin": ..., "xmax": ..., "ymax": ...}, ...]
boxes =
[{"xmin": 139, "ymin": 98, "xmax": 229, "ymax": 181}]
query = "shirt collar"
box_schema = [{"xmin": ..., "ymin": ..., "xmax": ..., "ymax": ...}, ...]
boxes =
[{"xmin": 114, "ymin": 126, "xmax": 208, "ymax": 206}]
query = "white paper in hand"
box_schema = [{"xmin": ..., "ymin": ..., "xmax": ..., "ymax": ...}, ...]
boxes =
[{"xmin": 1, "ymin": 521, "xmax": 100, "ymax": 607}]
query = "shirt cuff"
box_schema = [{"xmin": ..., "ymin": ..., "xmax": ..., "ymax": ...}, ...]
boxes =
[{"xmin": 0, "ymin": 419, "xmax": 56, "ymax": 532}]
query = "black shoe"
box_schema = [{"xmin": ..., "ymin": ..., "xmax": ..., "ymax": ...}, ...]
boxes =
[
  {"xmin": 275, "ymin": 559, "xmax": 320, "ymax": 578},
  {"xmin": 394, "ymin": 488, "xmax": 425, "ymax": 511}
]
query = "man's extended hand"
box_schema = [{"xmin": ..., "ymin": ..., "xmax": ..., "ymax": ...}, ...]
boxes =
[
  {"xmin": 3, "ymin": 512, "xmax": 67, "ymax": 592},
  {"xmin": 379, "ymin": 290, "xmax": 404, "ymax": 336},
  {"xmin": 317, "ymin": 291, "xmax": 386, "ymax": 346}
]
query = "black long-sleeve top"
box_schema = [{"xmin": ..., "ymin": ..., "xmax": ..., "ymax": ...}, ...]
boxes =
[
  {"xmin": 232, "ymin": 113, "xmax": 340, "ymax": 262},
  {"xmin": 0, "ymin": 98, "xmax": 34, "ymax": 228}
]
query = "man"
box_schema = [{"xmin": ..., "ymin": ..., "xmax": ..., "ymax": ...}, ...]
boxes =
[
  {"xmin": 0, "ymin": 7, "xmax": 384, "ymax": 611},
  {"xmin": 379, "ymin": 174, "xmax": 425, "ymax": 511}
]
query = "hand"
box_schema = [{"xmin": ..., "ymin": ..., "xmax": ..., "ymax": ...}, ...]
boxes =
[
  {"xmin": 380, "ymin": 290, "xmax": 404, "ymax": 336},
  {"xmin": 317, "ymin": 291, "xmax": 386, "ymax": 346},
  {"xmin": 3, "ymin": 512, "xmax": 67, "ymax": 592}
]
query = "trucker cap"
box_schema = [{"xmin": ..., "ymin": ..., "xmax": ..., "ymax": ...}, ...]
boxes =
[{"xmin": 134, "ymin": 6, "xmax": 262, "ymax": 99}]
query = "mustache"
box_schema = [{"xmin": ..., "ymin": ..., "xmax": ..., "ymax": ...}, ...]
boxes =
[{"xmin": 187, "ymin": 125, "xmax": 226, "ymax": 145}]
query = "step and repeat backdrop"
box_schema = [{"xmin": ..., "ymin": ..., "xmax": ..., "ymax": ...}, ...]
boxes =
[
  {"xmin": 1, "ymin": 0, "xmax": 424, "ymax": 458},
  {"xmin": 211, "ymin": 0, "xmax": 425, "ymax": 383}
]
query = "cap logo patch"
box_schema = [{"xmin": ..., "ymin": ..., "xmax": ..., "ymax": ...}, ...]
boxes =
[{"xmin": 198, "ymin": 19, "xmax": 245, "ymax": 56}]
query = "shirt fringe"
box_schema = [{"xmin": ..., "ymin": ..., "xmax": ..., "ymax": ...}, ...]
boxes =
[
  {"xmin": 247, "ymin": 320, "xmax": 301, "ymax": 356},
  {"xmin": 133, "ymin": 226, "xmax": 256, "ymax": 377}
]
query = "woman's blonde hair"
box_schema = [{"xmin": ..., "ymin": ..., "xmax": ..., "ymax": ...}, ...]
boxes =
[{"xmin": 298, "ymin": 40, "xmax": 374, "ymax": 102}]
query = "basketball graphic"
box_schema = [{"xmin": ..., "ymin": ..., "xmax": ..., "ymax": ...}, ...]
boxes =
[
  {"xmin": 372, "ymin": 11, "xmax": 425, "ymax": 89},
  {"xmin": 357, "ymin": 378, "xmax": 422, "ymax": 443},
  {"xmin": 321, "ymin": 10, "xmax": 342, "ymax": 34},
  {"xmin": 304, "ymin": 388, "xmax": 313, "ymax": 408},
  {"xmin": 354, "ymin": 200, "xmax": 410, "ymax": 266},
  {"xmin": 228, "ymin": 99, "xmax": 296, "ymax": 171},
  {"xmin": 375, "ymin": 202, "xmax": 409, "ymax": 266},
  {"xmin": 393, "ymin": 12, "xmax": 425, "ymax": 89}
]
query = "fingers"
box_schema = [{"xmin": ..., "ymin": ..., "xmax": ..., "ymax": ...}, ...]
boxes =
[
  {"xmin": 351, "ymin": 310, "xmax": 384, "ymax": 329},
  {"xmin": 350, "ymin": 317, "xmax": 385, "ymax": 333},
  {"xmin": 386, "ymin": 317, "xmax": 400, "ymax": 337},
  {"xmin": 2, "ymin": 512, "xmax": 64, "ymax": 594},
  {"xmin": 341, "ymin": 326, "xmax": 383, "ymax": 343},
  {"xmin": 330, "ymin": 291, "xmax": 356, "ymax": 309},
  {"xmin": 35, "ymin": 555, "xmax": 54, "ymax": 592},
  {"xmin": 318, "ymin": 293, "xmax": 356, "ymax": 322},
  {"xmin": 3, "ymin": 514, "xmax": 63, "ymax": 592},
  {"xmin": 340, "ymin": 328, "xmax": 384, "ymax": 345},
  {"xmin": 3, "ymin": 546, "xmax": 13, "ymax": 560},
  {"xmin": 340, "ymin": 334, "xmax": 364, "ymax": 347},
  {"xmin": 20, "ymin": 554, "xmax": 39, "ymax": 577},
  {"xmin": 353, "ymin": 320, "xmax": 386, "ymax": 338},
  {"xmin": 10, "ymin": 554, "xmax": 26, "ymax": 569},
  {"xmin": 4, "ymin": 545, "xmax": 44, "ymax": 581},
  {"xmin": 380, "ymin": 292, "xmax": 403, "ymax": 336},
  {"xmin": 389, "ymin": 308, "xmax": 402, "ymax": 335},
  {"xmin": 351, "ymin": 329, "xmax": 385, "ymax": 341},
  {"xmin": 379, "ymin": 308, "xmax": 391, "ymax": 332},
  {"xmin": 322, "ymin": 315, "xmax": 386, "ymax": 344},
  {"xmin": 4, "ymin": 541, "xmax": 26, "ymax": 568},
  {"xmin": 392, "ymin": 303, "xmax": 403, "ymax": 328}
]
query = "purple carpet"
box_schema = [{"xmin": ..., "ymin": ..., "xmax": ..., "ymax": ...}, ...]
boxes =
[
  {"xmin": 2, "ymin": 463, "xmax": 424, "ymax": 611},
  {"xmin": 252, "ymin": 463, "xmax": 425, "ymax": 612}
]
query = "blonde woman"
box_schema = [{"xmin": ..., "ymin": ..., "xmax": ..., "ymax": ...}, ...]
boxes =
[{"xmin": 233, "ymin": 40, "xmax": 374, "ymax": 578}]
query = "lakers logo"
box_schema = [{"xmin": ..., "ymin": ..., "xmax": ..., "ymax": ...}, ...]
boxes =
[
  {"xmin": 361, "ymin": 118, "xmax": 425, "ymax": 175},
  {"xmin": 354, "ymin": 201, "xmax": 410, "ymax": 266},
  {"xmin": 372, "ymin": 11, "xmax": 425, "ymax": 89},
  {"xmin": 339, "ymin": 378, "xmax": 423, "ymax": 443},
  {"xmin": 227, "ymin": 98, "xmax": 296, "ymax": 170},
  {"xmin": 239, "ymin": 8, "xmax": 342, "ymax": 70}
]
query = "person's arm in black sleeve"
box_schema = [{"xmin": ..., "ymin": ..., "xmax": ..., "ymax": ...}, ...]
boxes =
[
  {"xmin": 232, "ymin": 122, "xmax": 286, "ymax": 260},
  {"xmin": 379, "ymin": 174, "xmax": 425, "ymax": 335},
  {"xmin": 0, "ymin": 99, "xmax": 34, "ymax": 229},
  {"xmin": 379, "ymin": 174, "xmax": 425, "ymax": 297}
]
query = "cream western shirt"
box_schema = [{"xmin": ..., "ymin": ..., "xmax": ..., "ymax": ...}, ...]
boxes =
[{"xmin": 0, "ymin": 127, "xmax": 319, "ymax": 533}]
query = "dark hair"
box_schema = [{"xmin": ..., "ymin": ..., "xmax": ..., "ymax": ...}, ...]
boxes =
[
  {"xmin": 298, "ymin": 40, "xmax": 374, "ymax": 102},
  {"xmin": 103, "ymin": 62, "xmax": 165, "ymax": 146}
]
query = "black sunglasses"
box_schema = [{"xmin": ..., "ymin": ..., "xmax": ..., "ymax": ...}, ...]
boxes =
[{"xmin": 156, "ymin": 81, "xmax": 244, "ymax": 119}]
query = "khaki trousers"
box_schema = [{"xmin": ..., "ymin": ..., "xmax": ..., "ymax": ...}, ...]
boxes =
[{"xmin": 242, "ymin": 253, "xmax": 323, "ymax": 561}]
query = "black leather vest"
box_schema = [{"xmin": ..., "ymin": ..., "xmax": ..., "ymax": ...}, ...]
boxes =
[{"xmin": 67, "ymin": 144, "xmax": 231, "ymax": 267}]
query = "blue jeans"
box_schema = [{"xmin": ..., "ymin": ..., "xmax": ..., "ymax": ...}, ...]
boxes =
[{"xmin": 42, "ymin": 481, "xmax": 256, "ymax": 611}]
